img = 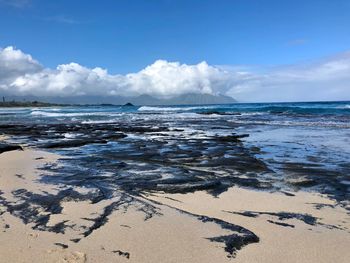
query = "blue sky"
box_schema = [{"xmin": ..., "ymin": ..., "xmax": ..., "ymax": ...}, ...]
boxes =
[
  {"xmin": 0, "ymin": 0, "xmax": 350, "ymax": 102},
  {"xmin": 1, "ymin": 0, "xmax": 350, "ymax": 73}
]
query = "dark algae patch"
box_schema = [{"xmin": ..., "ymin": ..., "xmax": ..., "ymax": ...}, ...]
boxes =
[
  {"xmin": 81, "ymin": 199, "xmax": 129, "ymax": 238},
  {"xmin": 267, "ymin": 220, "xmax": 295, "ymax": 228},
  {"xmin": 225, "ymin": 210, "xmax": 318, "ymax": 225},
  {"xmin": 223, "ymin": 211, "xmax": 259, "ymax": 218},
  {"xmin": 200, "ymin": 216, "xmax": 259, "ymax": 257},
  {"xmin": 112, "ymin": 250, "xmax": 130, "ymax": 259},
  {"xmin": 224, "ymin": 210, "xmax": 346, "ymax": 230},
  {"xmin": 146, "ymin": 197, "xmax": 260, "ymax": 258},
  {"xmin": 54, "ymin": 243, "xmax": 69, "ymax": 249},
  {"xmin": 0, "ymin": 143, "xmax": 23, "ymax": 154}
]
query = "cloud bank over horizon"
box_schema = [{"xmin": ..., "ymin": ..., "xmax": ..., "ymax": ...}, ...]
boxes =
[{"xmin": 0, "ymin": 46, "xmax": 349, "ymax": 102}]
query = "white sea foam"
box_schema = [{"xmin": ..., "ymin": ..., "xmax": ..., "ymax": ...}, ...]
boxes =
[
  {"xmin": 30, "ymin": 110, "xmax": 122, "ymax": 117},
  {"xmin": 81, "ymin": 119, "xmax": 118, "ymax": 124},
  {"xmin": 335, "ymin": 104, "xmax": 350, "ymax": 109},
  {"xmin": 238, "ymin": 112, "xmax": 265, "ymax": 116},
  {"xmin": 30, "ymin": 111, "xmax": 62, "ymax": 117},
  {"xmin": 64, "ymin": 133, "xmax": 79, "ymax": 138},
  {"xmin": 138, "ymin": 105, "xmax": 216, "ymax": 112},
  {"xmin": 0, "ymin": 110, "xmax": 24, "ymax": 114}
]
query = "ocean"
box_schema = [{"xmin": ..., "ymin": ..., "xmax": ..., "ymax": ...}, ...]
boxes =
[{"xmin": 0, "ymin": 101, "xmax": 349, "ymax": 201}]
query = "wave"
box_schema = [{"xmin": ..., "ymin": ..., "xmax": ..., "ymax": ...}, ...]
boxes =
[
  {"xmin": 30, "ymin": 110, "xmax": 123, "ymax": 117},
  {"xmin": 138, "ymin": 105, "xmax": 217, "ymax": 112},
  {"xmin": 138, "ymin": 103, "xmax": 350, "ymax": 115},
  {"xmin": 19, "ymin": 102, "xmax": 350, "ymax": 121},
  {"xmin": 81, "ymin": 119, "xmax": 119, "ymax": 124}
]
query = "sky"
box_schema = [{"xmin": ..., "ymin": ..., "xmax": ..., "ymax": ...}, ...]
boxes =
[{"xmin": 0, "ymin": 0, "xmax": 350, "ymax": 102}]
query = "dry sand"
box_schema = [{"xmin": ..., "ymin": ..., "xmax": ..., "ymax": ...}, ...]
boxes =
[{"xmin": 0, "ymin": 148, "xmax": 349, "ymax": 263}]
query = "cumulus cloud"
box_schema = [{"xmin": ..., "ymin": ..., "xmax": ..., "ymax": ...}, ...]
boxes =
[
  {"xmin": 124, "ymin": 60, "xmax": 233, "ymax": 98},
  {"xmin": 0, "ymin": 46, "xmax": 350, "ymax": 102},
  {"xmin": 1, "ymin": 47, "xmax": 233, "ymax": 98},
  {"xmin": 0, "ymin": 46, "xmax": 42, "ymax": 90}
]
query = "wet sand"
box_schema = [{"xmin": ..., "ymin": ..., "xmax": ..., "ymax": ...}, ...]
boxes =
[{"xmin": 0, "ymin": 148, "xmax": 349, "ymax": 262}]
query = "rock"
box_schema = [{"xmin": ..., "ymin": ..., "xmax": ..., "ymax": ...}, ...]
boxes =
[
  {"xmin": 41, "ymin": 139, "xmax": 108, "ymax": 149},
  {"xmin": 112, "ymin": 250, "xmax": 130, "ymax": 259},
  {"xmin": 215, "ymin": 134, "xmax": 249, "ymax": 142},
  {"xmin": 198, "ymin": 111, "xmax": 222, "ymax": 115},
  {"xmin": 286, "ymin": 176, "xmax": 317, "ymax": 187},
  {"xmin": 54, "ymin": 243, "xmax": 69, "ymax": 249},
  {"xmin": 0, "ymin": 143, "xmax": 23, "ymax": 154},
  {"xmin": 198, "ymin": 111, "xmax": 241, "ymax": 115}
]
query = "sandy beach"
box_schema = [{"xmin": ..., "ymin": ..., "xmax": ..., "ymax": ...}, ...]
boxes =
[{"xmin": 0, "ymin": 147, "xmax": 349, "ymax": 263}]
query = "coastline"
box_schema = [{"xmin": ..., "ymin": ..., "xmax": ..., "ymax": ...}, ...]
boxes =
[{"xmin": 0, "ymin": 147, "xmax": 349, "ymax": 263}]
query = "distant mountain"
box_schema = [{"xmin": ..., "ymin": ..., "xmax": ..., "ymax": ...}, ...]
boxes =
[
  {"xmin": 0, "ymin": 100, "xmax": 64, "ymax": 108},
  {"xmin": 2, "ymin": 93, "xmax": 236, "ymax": 106},
  {"xmin": 163, "ymin": 93, "xmax": 236, "ymax": 105}
]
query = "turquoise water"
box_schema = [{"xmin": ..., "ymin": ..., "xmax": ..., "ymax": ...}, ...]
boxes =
[{"xmin": 0, "ymin": 101, "xmax": 349, "ymax": 128}]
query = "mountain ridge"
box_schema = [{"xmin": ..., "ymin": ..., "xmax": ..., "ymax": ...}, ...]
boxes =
[{"xmin": 3, "ymin": 93, "xmax": 236, "ymax": 106}]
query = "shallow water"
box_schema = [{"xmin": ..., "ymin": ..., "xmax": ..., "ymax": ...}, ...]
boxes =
[{"xmin": 0, "ymin": 101, "xmax": 349, "ymax": 201}]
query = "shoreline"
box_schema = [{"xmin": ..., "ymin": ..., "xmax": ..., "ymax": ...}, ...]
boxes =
[{"xmin": 0, "ymin": 147, "xmax": 349, "ymax": 262}]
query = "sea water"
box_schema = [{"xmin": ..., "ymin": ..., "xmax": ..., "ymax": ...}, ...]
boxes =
[{"xmin": 0, "ymin": 101, "xmax": 349, "ymax": 200}]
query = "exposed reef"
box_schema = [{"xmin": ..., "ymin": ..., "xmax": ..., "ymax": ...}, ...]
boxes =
[{"xmin": 0, "ymin": 143, "xmax": 23, "ymax": 154}]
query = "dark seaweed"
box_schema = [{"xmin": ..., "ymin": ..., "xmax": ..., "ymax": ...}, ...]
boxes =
[
  {"xmin": 225, "ymin": 210, "xmax": 318, "ymax": 225},
  {"xmin": 112, "ymin": 250, "xmax": 130, "ymax": 259},
  {"xmin": 82, "ymin": 199, "xmax": 128, "ymax": 237},
  {"xmin": 267, "ymin": 220, "xmax": 295, "ymax": 228},
  {"xmin": 147, "ymin": 197, "xmax": 259, "ymax": 257},
  {"xmin": 54, "ymin": 243, "xmax": 69, "ymax": 249},
  {"xmin": 0, "ymin": 143, "xmax": 23, "ymax": 154}
]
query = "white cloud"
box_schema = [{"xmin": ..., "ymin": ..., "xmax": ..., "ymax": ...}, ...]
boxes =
[
  {"xmin": 0, "ymin": 46, "xmax": 42, "ymax": 91},
  {"xmin": 124, "ymin": 60, "xmax": 233, "ymax": 98},
  {"xmin": 1, "ymin": 46, "xmax": 350, "ymax": 102},
  {"xmin": 226, "ymin": 52, "xmax": 350, "ymax": 102},
  {"xmin": 1, "ymin": 47, "xmax": 233, "ymax": 98}
]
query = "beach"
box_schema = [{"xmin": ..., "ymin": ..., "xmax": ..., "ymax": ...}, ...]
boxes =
[
  {"xmin": 0, "ymin": 102, "xmax": 349, "ymax": 262},
  {"xmin": 0, "ymin": 148, "xmax": 349, "ymax": 262}
]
